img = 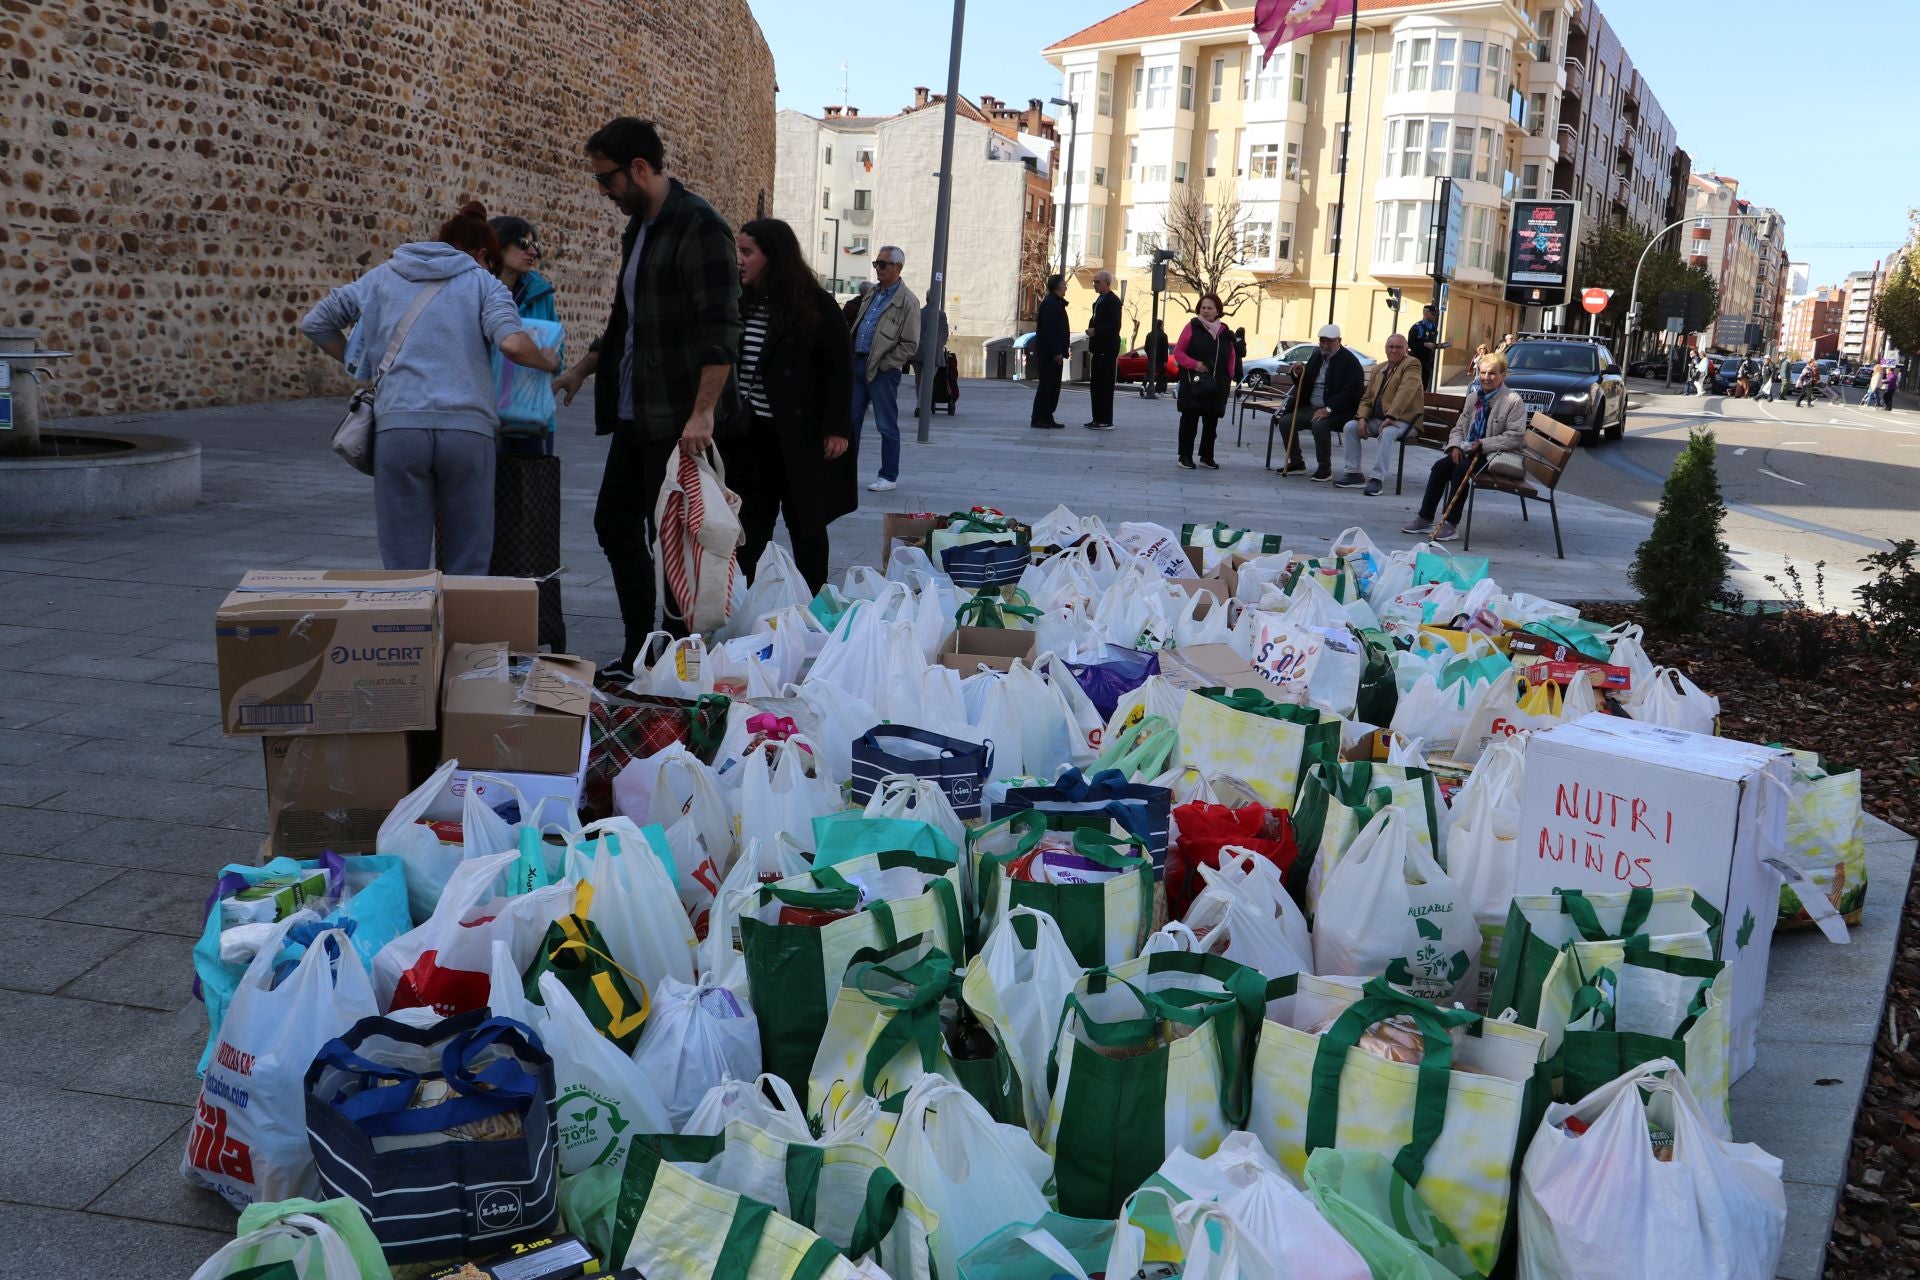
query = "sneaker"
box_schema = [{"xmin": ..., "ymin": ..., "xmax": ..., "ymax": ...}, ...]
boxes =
[
  {"xmin": 599, "ymin": 657, "xmax": 635, "ymax": 684},
  {"xmin": 868, "ymin": 477, "xmax": 897, "ymax": 492},
  {"xmin": 1432, "ymin": 520, "xmax": 1460, "ymax": 542},
  {"xmin": 1030, "ymin": 420, "xmax": 1065, "ymax": 430},
  {"xmin": 1276, "ymin": 462, "xmax": 1307, "ymax": 476},
  {"xmin": 1309, "ymin": 469, "xmax": 1334, "ymax": 483},
  {"xmin": 1401, "ymin": 518, "xmax": 1433, "ymax": 535},
  {"xmin": 1086, "ymin": 421, "xmax": 1115, "ymax": 432},
  {"xmin": 1333, "ymin": 473, "xmax": 1366, "ymax": 489},
  {"xmin": 1177, "ymin": 458, "xmax": 1197, "ymax": 470},
  {"xmin": 1363, "ymin": 479, "xmax": 1383, "ymax": 497},
  {"xmin": 1199, "ymin": 459, "xmax": 1220, "ymax": 470}
]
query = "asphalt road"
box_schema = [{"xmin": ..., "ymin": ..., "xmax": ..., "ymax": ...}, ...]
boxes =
[{"xmin": 1558, "ymin": 379, "xmax": 1920, "ymax": 601}]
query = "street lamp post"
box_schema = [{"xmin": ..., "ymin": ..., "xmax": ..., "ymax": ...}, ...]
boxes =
[
  {"xmin": 1049, "ymin": 96, "xmax": 1078, "ymax": 285},
  {"xmin": 822, "ymin": 216, "xmax": 841, "ymax": 294},
  {"xmin": 915, "ymin": 0, "xmax": 965, "ymax": 444},
  {"xmin": 1626, "ymin": 212, "xmax": 1771, "ymax": 369}
]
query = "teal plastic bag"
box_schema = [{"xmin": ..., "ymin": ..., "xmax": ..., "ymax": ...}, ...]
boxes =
[
  {"xmin": 488, "ymin": 316, "xmax": 563, "ymax": 431},
  {"xmin": 192, "ymin": 854, "xmax": 410, "ymax": 1076},
  {"xmin": 957, "ymin": 1212, "xmax": 1118, "ymax": 1280},
  {"xmin": 1304, "ymin": 1149, "xmax": 1480, "ymax": 1280},
  {"xmin": 812, "ymin": 811, "xmax": 961, "ymax": 869},
  {"xmin": 1414, "ymin": 551, "xmax": 1491, "ymax": 590},
  {"xmin": 810, "ymin": 584, "xmax": 857, "ymax": 634}
]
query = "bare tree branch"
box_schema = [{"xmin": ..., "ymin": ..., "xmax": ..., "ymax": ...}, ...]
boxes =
[{"xmin": 1160, "ymin": 183, "xmax": 1266, "ymax": 319}]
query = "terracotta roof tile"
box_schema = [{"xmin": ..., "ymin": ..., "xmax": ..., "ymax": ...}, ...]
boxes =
[{"xmin": 1045, "ymin": 0, "xmax": 1429, "ymax": 55}]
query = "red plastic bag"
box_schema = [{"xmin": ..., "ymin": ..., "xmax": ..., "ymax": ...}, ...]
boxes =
[
  {"xmin": 387, "ymin": 946, "xmax": 492, "ymax": 1018},
  {"xmin": 1167, "ymin": 801, "xmax": 1300, "ymax": 919}
]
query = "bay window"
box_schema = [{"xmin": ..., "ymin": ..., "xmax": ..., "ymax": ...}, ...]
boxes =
[
  {"xmin": 1373, "ymin": 200, "xmax": 1436, "ymax": 267},
  {"xmin": 1146, "ymin": 65, "xmax": 1172, "ymax": 109},
  {"xmin": 1248, "ymin": 142, "xmax": 1280, "ymax": 179}
]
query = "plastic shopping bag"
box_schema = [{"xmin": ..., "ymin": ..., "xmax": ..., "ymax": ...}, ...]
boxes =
[
  {"xmin": 1313, "ymin": 808, "xmax": 1480, "ymax": 1006},
  {"xmin": 740, "ymin": 736, "xmax": 840, "ymax": 856},
  {"xmin": 1304, "ymin": 1148, "xmax": 1481, "ymax": 1280},
  {"xmin": 187, "ymin": 1207, "xmax": 378, "ymax": 1280},
  {"xmin": 183, "ymin": 925, "xmax": 377, "ymax": 1209},
  {"xmin": 374, "ymin": 759, "xmax": 462, "ymax": 923},
  {"xmin": 370, "ymin": 851, "xmax": 573, "ymax": 1014},
  {"xmin": 632, "ymin": 976, "xmax": 762, "ymax": 1129},
  {"xmin": 1445, "ymin": 737, "xmax": 1526, "ymax": 1011},
  {"xmin": 561, "ymin": 819, "xmax": 697, "ymax": 997},
  {"xmin": 1518, "ymin": 1062, "xmax": 1785, "ymax": 1280},
  {"xmin": 1626, "ymin": 666, "xmax": 1720, "ymax": 736},
  {"xmin": 680, "ymin": 1073, "xmax": 815, "ymax": 1142},
  {"xmin": 960, "ymin": 907, "xmax": 1081, "ymax": 1138},
  {"xmin": 536, "ymin": 971, "xmax": 674, "ymax": 1175}
]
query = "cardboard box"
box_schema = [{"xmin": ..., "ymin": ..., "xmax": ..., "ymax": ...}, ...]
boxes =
[
  {"xmin": 439, "ymin": 643, "xmax": 596, "ymax": 777},
  {"xmin": 425, "ymin": 1232, "xmax": 594, "ymax": 1279},
  {"xmin": 1154, "ymin": 643, "xmax": 1273, "ymax": 696},
  {"xmin": 881, "ymin": 512, "xmax": 942, "ymax": 572},
  {"xmin": 442, "ymin": 575, "xmax": 539, "ymax": 653},
  {"xmin": 216, "ymin": 570, "xmax": 441, "ymax": 736},
  {"xmin": 424, "ymin": 738, "xmax": 593, "ymax": 824},
  {"xmin": 1515, "ymin": 714, "xmax": 1795, "ymax": 1079},
  {"xmin": 938, "ymin": 626, "xmax": 1037, "ymax": 673},
  {"xmin": 261, "ymin": 732, "xmax": 414, "ymax": 857}
]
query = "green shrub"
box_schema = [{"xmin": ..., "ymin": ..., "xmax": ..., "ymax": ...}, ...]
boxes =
[
  {"xmin": 1628, "ymin": 429, "xmax": 1730, "ymax": 632},
  {"xmin": 1857, "ymin": 538, "xmax": 1920, "ymax": 658}
]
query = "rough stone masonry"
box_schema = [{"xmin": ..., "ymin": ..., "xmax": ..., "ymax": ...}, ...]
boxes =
[{"xmin": 0, "ymin": 0, "xmax": 775, "ymax": 417}]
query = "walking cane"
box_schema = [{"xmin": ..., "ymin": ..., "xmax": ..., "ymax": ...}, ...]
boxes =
[
  {"xmin": 1278, "ymin": 389, "xmax": 1306, "ymax": 476},
  {"xmin": 1433, "ymin": 447, "xmax": 1485, "ymax": 531}
]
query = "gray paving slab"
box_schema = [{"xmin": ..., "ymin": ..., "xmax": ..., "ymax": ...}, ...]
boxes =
[
  {"xmin": 0, "ymin": 1202, "xmax": 229, "ymax": 1280},
  {"xmin": 59, "ymin": 932, "xmax": 199, "ymax": 1011},
  {"xmin": 0, "ymin": 854, "xmax": 126, "ymax": 919},
  {"xmin": 1779, "ymin": 1181, "xmax": 1841, "ymax": 1280},
  {"xmin": 48, "ymin": 738, "xmax": 251, "ymax": 786},
  {"xmin": 0, "ymin": 726, "xmax": 94, "ymax": 764},
  {"xmin": 49, "ymin": 868, "xmax": 210, "ymax": 938},
  {"xmin": 0, "ymin": 990, "xmax": 206, "ymax": 1107},
  {"xmin": 0, "ymin": 775, "xmax": 71, "ymax": 808},
  {"xmin": 0, "ymin": 917, "xmax": 144, "ymax": 995},
  {"xmin": 0, "ymin": 1081, "xmax": 188, "ymax": 1211},
  {"xmin": 87, "ymin": 1118, "xmax": 240, "ymax": 1233},
  {"xmin": 0, "ymin": 804, "xmax": 106, "ymax": 857},
  {"xmin": 66, "ymin": 817, "xmax": 266, "ymax": 874},
  {"xmin": 33, "ymin": 776, "xmax": 268, "ymax": 829},
  {"xmin": 0, "ymin": 697, "xmax": 68, "ymax": 730}
]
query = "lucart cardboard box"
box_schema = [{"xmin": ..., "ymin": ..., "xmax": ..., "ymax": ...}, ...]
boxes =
[
  {"xmin": 216, "ymin": 570, "xmax": 440, "ymax": 736},
  {"xmin": 1516, "ymin": 713, "xmax": 1795, "ymax": 1079},
  {"xmin": 261, "ymin": 732, "xmax": 414, "ymax": 857},
  {"xmin": 441, "ymin": 575, "xmax": 539, "ymax": 653}
]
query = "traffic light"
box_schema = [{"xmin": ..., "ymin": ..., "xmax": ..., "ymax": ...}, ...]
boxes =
[
  {"xmin": 1386, "ymin": 287, "xmax": 1403, "ymax": 315},
  {"xmin": 1150, "ymin": 260, "xmax": 1168, "ymax": 292}
]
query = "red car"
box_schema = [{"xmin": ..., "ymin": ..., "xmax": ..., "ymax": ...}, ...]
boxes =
[{"xmin": 1116, "ymin": 346, "xmax": 1180, "ymax": 383}]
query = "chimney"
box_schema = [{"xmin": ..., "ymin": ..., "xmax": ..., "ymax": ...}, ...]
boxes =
[
  {"xmin": 913, "ymin": 86, "xmax": 929, "ymax": 109},
  {"xmin": 824, "ymin": 105, "xmax": 841, "ymax": 118},
  {"xmin": 1027, "ymin": 98, "xmax": 1043, "ymax": 133},
  {"xmin": 845, "ymin": 106, "xmax": 858, "ymax": 117},
  {"xmin": 980, "ymin": 94, "xmax": 998, "ymax": 114}
]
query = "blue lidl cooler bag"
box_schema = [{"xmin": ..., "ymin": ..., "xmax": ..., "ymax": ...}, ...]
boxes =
[
  {"xmin": 991, "ymin": 766, "xmax": 1172, "ymax": 873},
  {"xmin": 942, "ymin": 541, "xmax": 1031, "ymax": 590},
  {"xmin": 851, "ymin": 724, "xmax": 995, "ymax": 818},
  {"xmin": 193, "ymin": 852, "xmax": 411, "ymax": 1076},
  {"xmin": 491, "ymin": 318, "xmax": 564, "ymax": 432},
  {"xmin": 305, "ymin": 1011, "xmax": 558, "ymax": 1264}
]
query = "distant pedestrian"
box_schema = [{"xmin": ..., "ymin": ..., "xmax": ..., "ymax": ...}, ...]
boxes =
[
  {"xmin": 1283, "ymin": 324, "xmax": 1364, "ymax": 479},
  {"xmin": 1864, "ymin": 364, "xmax": 1885, "ymax": 408},
  {"xmin": 843, "ymin": 280, "xmax": 872, "ymax": 328},
  {"xmin": 1698, "ymin": 352, "xmax": 1715, "ymax": 397},
  {"xmin": 1793, "ymin": 359, "xmax": 1821, "ymax": 407},
  {"xmin": 1171, "ymin": 292, "xmax": 1237, "ymax": 470},
  {"xmin": 1336, "ymin": 332, "xmax": 1424, "ymax": 496},
  {"xmin": 1408, "ymin": 304, "xmax": 1445, "ymax": 390},
  {"xmin": 551, "ymin": 117, "xmax": 744, "ymax": 675},
  {"xmin": 1233, "ymin": 326, "xmax": 1249, "ymax": 371},
  {"xmin": 1086, "ymin": 270, "xmax": 1121, "ymax": 430},
  {"xmin": 1883, "ymin": 366, "xmax": 1899, "ymax": 411},
  {"xmin": 1497, "ymin": 332, "xmax": 1516, "ymax": 356},
  {"xmin": 1028, "ymin": 273, "xmax": 1070, "ymax": 429},
  {"xmin": 1402, "ymin": 352, "xmax": 1526, "ymax": 543},
  {"xmin": 722, "ymin": 218, "xmax": 854, "ymax": 594},
  {"xmin": 300, "ymin": 201, "xmax": 559, "ymax": 574},
  {"xmin": 845, "ymin": 246, "xmax": 920, "ymax": 492}
]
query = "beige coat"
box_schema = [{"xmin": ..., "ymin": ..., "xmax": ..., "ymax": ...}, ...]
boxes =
[
  {"xmin": 852, "ymin": 285, "xmax": 922, "ymax": 380},
  {"xmin": 1358, "ymin": 356, "xmax": 1426, "ymax": 426},
  {"xmin": 1447, "ymin": 384, "xmax": 1528, "ymax": 455}
]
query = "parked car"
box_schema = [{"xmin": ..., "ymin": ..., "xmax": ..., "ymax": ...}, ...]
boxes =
[
  {"xmin": 1850, "ymin": 366, "xmax": 1875, "ymax": 387},
  {"xmin": 1115, "ymin": 346, "xmax": 1179, "ymax": 384},
  {"xmin": 1625, "ymin": 354, "xmax": 1672, "ymax": 379},
  {"xmin": 1499, "ymin": 333, "xmax": 1628, "ymax": 440},
  {"xmin": 1240, "ymin": 341, "xmax": 1376, "ymax": 389}
]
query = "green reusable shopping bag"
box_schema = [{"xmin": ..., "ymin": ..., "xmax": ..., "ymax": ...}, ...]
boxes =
[
  {"xmin": 976, "ymin": 817, "xmax": 1154, "ymax": 969},
  {"xmin": 812, "ymin": 811, "xmax": 961, "ymax": 870},
  {"xmin": 229, "ymin": 1195, "xmax": 394, "ymax": 1280},
  {"xmin": 1172, "ymin": 686, "xmax": 1343, "ymax": 811},
  {"xmin": 806, "ymin": 944, "xmax": 961, "ymax": 1124},
  {"xmin": 954, "ymin": 589, "xmax": 1041, "ymax": 630},
  {"xmin": 1180, "ymin": 521, "xmax": 1284, "ymax": 560},
  {"xmin": 1486, "ymin": 887, "xmax": 1723, "ymax": 1027},
  {"xmin": 523, "ymin": 888, "xmax": 651, "ymax": 1053},
  {"xmin": 1780, "ymin": 762, "xmax": 1868, "ymax": 928},
  {"xmin": 741, "ymin": 851, "xmax": 967, "ymax": 1093},
  {"xmin": 1303, "ymin": 1148, "xmax": 1480, "ymax": 1280},
  {"xmin": 956, "ymin": 1211, "xmax": 1119, "ymax": 1280},
  {"xmin": 1281, "ymin": 555, "xmax": 1361, "ymax": 602},
  {"xmin": 1413, "ymin": 550, "xmax": 1491, "ymax": 590},
  {"xmin": 1044, "ymin": 949, "xmax": 1271, "ymax": 1219},
  {"xmin": 1293, "ymin": 760, "xmax": 1442, "ymax": 911}
]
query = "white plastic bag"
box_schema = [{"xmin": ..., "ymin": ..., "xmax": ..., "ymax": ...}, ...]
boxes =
[
  {"xmin": 1607, "ymin": 623, "xmax": 1656, "ymax": 707},
  {"xmin": 486, "ymin": 939, "xmax": 542, "ymax": 1028},
  {"xmin": 740, "ymin": 736, "xmax": 840, "ymax": 855},
  {"xmin": 884, "ymin": 1074, "xmax": 1054, "ymax": 1280},
  {"xmin": 720, "ymin": 542, "xmax": 813, "ymax": 640},
  {"xmin": 1173, "ymin": 587, "xmax": 1234, "ymax": 648},
  {"xmin": 864, "ymin": 773, "xmax": 966, "ymax": 849},
  {"xmin": 375, "ymin": 759, "xmax": 462, "ymax": 922},
  {"xmin": 1117, "ymin": 521, "xmax": 1197, "ymax": 579},
  {"xmin": 1627, "ymin": 666, "xmax": 1720, "ymax": 736},
  {"xmin": 1313, "ymin": 808, "xmax": 1480, "ymax": 1005},
  {"xmin": 680, "ymin": 1073, "xmax": 815, "ymax": 1142},
  {"xmin": 999, "ymin": 658, "xmax": 1077, "ymax": 780},
  {"xmin": 1152, "ymin": 1132, "xmax": 1370, "ymax": 1280},
  {"xmin": 1181, "ymin": 853, "xmax": 1313, "ymax": 1019},
  {"xmin": 187, "ymin": 1212, "xmax": 364, "ymax": 1280},
  {"xmin": 796, "ymin": 678, "xmax": 882, "ymax": 783},
  {"xmin": 370, "ymin": 851, "xmax": 572, "ymax": 1011},
  {"xmin": 1446, "ymin": 737, "xmax": 1525, "ymax": 1008},
  {"xmin": 1388, "ymin": 670, "xmax": 1473, "ymax": 755},
  {"xmin": 183, "ymin": 925, "xmax": 377, "ymax": 1208},
  {"xmin": 537, "ymin": 971, "xmax": 674, "ymax": 1175},
  {"xmin": 613, "ymin": 743, "xmax": 733, "ymax": 934},
  {"xmin": 960, "ymin": 907, "xmax": 1083, "ymax": 1134},
  {"xmin": 697, "ymin": 833, "xmax": 814, "ymax": 999},
  {"xmin": 564, "ymin": 819, "xmax": 698, "ymax": 996},
  {"xmin": 631, "ymin": 976, "xmax": 762, "ymax": 1129},
  {"xmin": 1518, "ymin": 1061, "xmax": 1785, "ymax": 1280},
  {"xmin": 1455, "ymin": 668, "xmax": 1569, "ymax": 764},
  {"xmin": 1037, "ymin": 651, "xmax": 1106, "ymax": 765},
  {"xmin": 633, "ymin": 632, "xmax": 716, "ymax": 699}
]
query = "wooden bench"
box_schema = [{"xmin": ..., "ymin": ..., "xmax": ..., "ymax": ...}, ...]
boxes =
[
  {"xmin": 1392, "ymin": 391, "xmax": 1462, "ymax": 494},
  {"xmin": 1462, "ymin": 414, "xmax": 1579, "ymax": 559},
  {"xmin": 1233, "ymin": 384, "xmax": 1287, "ymax": 449}
]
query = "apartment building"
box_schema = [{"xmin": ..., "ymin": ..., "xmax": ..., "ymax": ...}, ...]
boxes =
[
  {"xmin": 775, "ymin": 93, "xmax": 1058, "ymax": 368},
  {"xmin": 1840, "ymin": 269, "xmax": 1877, "ymax": 361},
  {"xmin": 1041, "ymin": 0, "xmax": 1683, "ymax": 372},
  {"xmin": 1686, "ymin": 173, "xmax": 1768, "ymax": 351},
  {"xmin": 1782, "ymin": 284, "xmax": 1845, "ymax": 361}
]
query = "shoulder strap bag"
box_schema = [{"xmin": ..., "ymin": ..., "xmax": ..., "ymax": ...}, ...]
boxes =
[{"xmin": 331, "ymin": 279, "xmax": 450, "ymax": 475}]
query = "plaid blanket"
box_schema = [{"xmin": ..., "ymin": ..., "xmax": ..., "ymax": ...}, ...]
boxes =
[{"xmin": 582, "ymin": 676, "xmax": 730, "ymax": 822}]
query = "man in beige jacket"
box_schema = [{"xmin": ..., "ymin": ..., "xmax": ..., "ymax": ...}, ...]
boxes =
[
  {"xmin": 1335, "ymin": 333, "xmax": 1426, "ymax": 495},
  {"xmin": 847, "ymin": 245, "xmax": 921, "ymax": 492}
]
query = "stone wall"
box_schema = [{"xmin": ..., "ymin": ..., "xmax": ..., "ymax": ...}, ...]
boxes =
[{"xmin": 1, "ymin": 0, "xmax": 775, "ymax": 417}]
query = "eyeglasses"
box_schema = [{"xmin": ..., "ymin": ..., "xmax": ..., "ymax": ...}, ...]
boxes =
[
  {"xmin": 592, "ymin": 168, "xmax": 622, "ymax": 188},
  {"xmin": 874, "ymin": 259, "xmax": 899, "ymax": 269},
  {"xmin": 511, "ymin": 239, "xmax": 540, "ymax": 254}
]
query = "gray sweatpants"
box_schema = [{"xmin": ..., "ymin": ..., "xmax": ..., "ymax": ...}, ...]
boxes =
[{"xmin": 373, "ymin": 427, "xmax": 496, "ymax": 574}]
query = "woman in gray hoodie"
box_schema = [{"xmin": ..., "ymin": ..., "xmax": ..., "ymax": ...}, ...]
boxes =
[{"xmin": 301, "ymin": 202, "xmax": 559, "ymax": 573}]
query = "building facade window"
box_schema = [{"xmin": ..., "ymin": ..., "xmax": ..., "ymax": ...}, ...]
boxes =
[
  {"xmin": 824, "ymin": 145, "xmax": 832, "ymax": 164},
  {"xmin": 850, "ymin": 234, "xmax": 870, "ymax": 256},
  {"xmin": 1175, "ymin": 160, "xmax": 1189, "ymax": 184},
  {"xmin": 1277, "ymin": 219, "xmax": 1294, "ymax": 259},
  {"xmin": 1464, "ymin": 206, "xmax": 1492, "ymax": 270},
  {"xmin": 1521, "ymin": 162, "xmax": 1541, "ymax": 198},
  {"xmin": 1069, "ymin": 70, "xmax": 1092, "ymax": 105},
  {"xmin": 1383, "ymin": 117, "xmax": 1499, "ymax": 183},
  {"xmin": 1336, "ymin": 123, "xmax": 1350, "ymax": 174},
  {"xmin": 1242, "ymin": 220, "xmax": 1272, "ymax": 258},
  {"xmin": 853, "ymin": 188, "xmax": 871, "ymax": 210},
  {"xmin": 1393, "ymin": 33, "xmax": 1510, "ymax": 98},
  {"xmin": 856, "ymin": 147, "xmax": 873, "ymax": 168},
  {"xmin": 1128, "ymin": 139, "xmax": 1139, "ymax": 181},
  {"xmin": 822, "ymin": 187, "xmax": 831, "ymax": 210},
  {"xmin": 1285, "ymin": 140, "xmax": 1302, "ymax": 180},
  {"xmin": 1292, "ymin": 49, "xmax": 1309, "ymax": 101},
  {"xmin": 1147, "ymin": 65, "xmax": 1172, "ymax": 109},
  {"xmin": 1248, "ymin": 142, "xmax": 1280, "ymax": 179},
  {"xmin": 1132, "ymin": 66, "xmax": 1144, "ymax": 108},
  {"xmin": 1252, "ymin": 52, "xmax": 1287, "ymax": 101},
  {"xmin": 1204, "ymin": 131, "xmax": 1219, "ymax": 178},
  {"xmin": 1145, "ymin": 163, "xmax": 1169, "ymax": 183},
  {"xmin": 1098, "ymin": 71, "xmax": 1113, "ymax": 115},
  {"xmin": 1085, "ymin": 206, "xmax": 1105, "ymax": 257},
  {"xmin": 1326, "ymin": 205, "xmax": 1343, "ymax": 254},
  {"xmin": 1180, "ymin": 64, "xmax": 1195, "ymax": 110},
  {"xmin": 1528, "ymin": 91, "xmax": 1547, "ymax": 136},
  {"xmin": 1093, "ymin": 165, "xmax": 1107, "ymax": 187},
  {"xmin": 1374, "ymin": 199, "xmax": 1436, "ymax": 266},
  {"xmin": 1210, "ymin": 55, "xmax": 1226, "ymax": 102}
]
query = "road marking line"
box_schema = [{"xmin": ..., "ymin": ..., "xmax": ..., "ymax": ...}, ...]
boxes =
[
  {"xmin": 1756, "ymin": 468, "xmax": 1806, "ymax": 486},
  {"xmin": 1734, "ymin": 447, "xmax": 1747, "ymax": 455}
]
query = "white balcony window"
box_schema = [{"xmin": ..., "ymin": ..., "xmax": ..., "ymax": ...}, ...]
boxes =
[
  {"xmin": 1180, "ymin": 64, "xmax": 1195, "ymax": 110},
  {"xmin": 1285, "ymin": 141, "xmax": 1302, "ymax": 181},
  {"xmin": 1433, "ymin": 38, "xmax": 1457, "ymax": 92},
  {"xmin": 1241, "ymin": 220, "xmax": 1273, "ymax": 258},
  {"xmin": 1146, "ymin": 65, "xmax": 1172, "ymax": 109},
  {"xmin": 1248, "ymin": 142, "xmax": 1280, "ymax": 179},
  {"xmin": 1098, "ymin": 71, "xmax": 1113, "ymax": 115},
  {"xmin": 1292, "ymin": 50, "xmax": 1308, "ymax": 101},
  {"xmin": 1252, "ymin": 51, "xmax": 1287, "ymax": 101},
  {"xmin": 1204, "ymin": 131, "xmax": 1219, "ymax": 178},
  {"xmin": 1210, "ymin": 56, "xmax": 1226, "ymax": 103},
  {"xmin": 1374, "ymin": 199, "xmax": 1437, "ymax": 266},
  {"xmin": 1277, "ymin": 219, "xmax": 1294, "ymax": 259}
]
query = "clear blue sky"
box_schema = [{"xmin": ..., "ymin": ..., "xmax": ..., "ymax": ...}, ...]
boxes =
[{"xmin": 749, "ymin": 0, "xmax": 1914, "ymax": 286}]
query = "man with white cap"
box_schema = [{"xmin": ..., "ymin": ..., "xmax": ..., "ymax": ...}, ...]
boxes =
[{"xmin": 1279, "ymin": 323, "xmax": 1365, "ymax": 478}]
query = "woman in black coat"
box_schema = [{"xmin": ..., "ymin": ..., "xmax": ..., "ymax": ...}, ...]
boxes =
[{"xmin": 725, "ymin": 218, "xmax": 856, "ymax": 594}]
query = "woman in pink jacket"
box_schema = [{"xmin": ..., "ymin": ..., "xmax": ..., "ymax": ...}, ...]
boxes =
[{"xmin": 1171, "ymin": 293, "xmax": 1240, "ymax": 470}]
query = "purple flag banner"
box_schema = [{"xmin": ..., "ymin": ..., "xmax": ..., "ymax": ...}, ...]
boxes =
[{"xmin": 1255, "ymin": 0, "xmax": 1358, "ymax": 58}]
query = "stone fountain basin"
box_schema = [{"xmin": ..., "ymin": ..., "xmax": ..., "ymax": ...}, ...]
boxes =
[{"xmin": 0, "ymin": 432, "xmax": 202, "ymax": 526}]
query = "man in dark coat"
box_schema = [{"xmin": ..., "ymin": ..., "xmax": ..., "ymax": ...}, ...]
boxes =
[
  {"xmin": 1408, "ymin": 304, "xmax": 1445, "ymax": 390},
  {"xmin": 1281, "ymin": 324, "xmax": 1366, "ymax": 478},
  {"xmin": 1086, "ymin": 270, "xmax": 1121, "ymax": 431},
  {"xmin": 1029, "ymin": 274, "xmax": 1070, "ymax": 429}
]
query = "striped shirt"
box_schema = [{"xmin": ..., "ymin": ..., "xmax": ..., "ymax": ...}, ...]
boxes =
[{"xmin": 740, "ymin": 302, "xmax": 773, "ymax": 417}]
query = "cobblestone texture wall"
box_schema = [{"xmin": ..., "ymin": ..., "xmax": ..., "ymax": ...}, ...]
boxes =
[{"xmin": 0, "ymin": 0, "xmax": 774, "ymax": 417}]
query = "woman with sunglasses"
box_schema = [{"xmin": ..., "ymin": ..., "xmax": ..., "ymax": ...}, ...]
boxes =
[{"xmin": 722, "ymin": 217, "xmax": 854, "ymax": 593}]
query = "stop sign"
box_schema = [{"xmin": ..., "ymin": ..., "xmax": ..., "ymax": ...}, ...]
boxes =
[{"xmin": 1582, "ymin": 287, "xmax": 1613, "ymax": 315}]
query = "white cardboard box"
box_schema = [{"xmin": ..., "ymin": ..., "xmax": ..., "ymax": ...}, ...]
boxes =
[
  {"xmin": 1516, "ymin": 714, "xmax": 1795, "ymax": 1079},
  {"xmin": 422, "ymin": 726, "xmax": 589, "ymax": 824}
]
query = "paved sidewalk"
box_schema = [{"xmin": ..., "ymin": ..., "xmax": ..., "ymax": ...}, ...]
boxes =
[{"xmin": 0, "ymin": 378, "xmax": 1908, "ymax": 1277}]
